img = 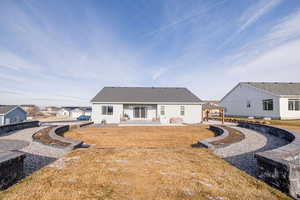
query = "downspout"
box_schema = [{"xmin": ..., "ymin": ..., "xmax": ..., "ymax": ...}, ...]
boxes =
[{"xmin": 278, "ymin": 97, "xmax": 282, "ymax": 120}]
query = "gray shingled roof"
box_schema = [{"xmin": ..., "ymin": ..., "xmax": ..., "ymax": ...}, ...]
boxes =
[
  {"xmin": 91, "ymin": 87, "xmax": 202, "ymax": 103},
  {"xmin": 0, "ymin": 105, "xmax": 18, "ymax": 115},
  {"xmin": 243, "ymin": 82, "xmax": 300, "ymax": 96}
]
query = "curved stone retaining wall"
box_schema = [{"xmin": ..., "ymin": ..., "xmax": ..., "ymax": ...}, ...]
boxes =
[
  {"xmin": 40, "ymin": 120, "xmax": 92, "ymax": 126},
  {"xmin": 198, "ymin": 125, "xmax": 229, "ymax": 150},
  {"xmin": 47, "ymin": 125, "xmax": 83, "ymax": 150},
  {"xmin": 0, "ymin": 121, "xmax": 88, "ymax": 190},
  {"xmin": 70, "ymin": 122, "xmax": 94, "ymax": 129},
  {"xmin": 0, "ymin": 121, "xmax": 40, "ymax": 189},
  {"xmin": 0, "ymin": 121, "xmax": 39, "ymax": 135},
  {"xmin": 238, "ymin": 122, "xmax": 300, "ymax": 199},
  {"xmin": 0, "ymin": 151, "xmax": 25, "ymax": 189}
]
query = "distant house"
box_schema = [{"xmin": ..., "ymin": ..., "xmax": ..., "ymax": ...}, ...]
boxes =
[
  {"xmin": 20, "ymin": 105, "xmax": 36, "ymax": 112},
  {"xmin": 82, "ymin": 107, "xmax": 92, "ymax": 116},
  {"xmin": 57, "ymin": 107, "xmax": 92, "ymax": 119},
  {"xmin": 40, "ymin": 106, "xmax": 59, "ymax": 116},
  {"xmin": 220, "ymin": 82, "xmax": 300, "ymax": 120},
  {"xmin": 20, "ymin": 104, "xmax": 40, "ymax": 117},
  {"xmin": 202, "ymin": 100, "xmax": 221, "ymax": 115},
  {"xmin": 202, "ymin": 100, "xmax": 220, "ymax": 108},
  {"xmin": 0, "ymin": 105, "xmax": 27, "ymax": 126},
  {"xmin": 45, "ymin": 106, "xmax": 59, "ymax": 115},
  {"xmin": 90, "ymin": 87, "xmax": 202, "ymax": 124},
  {"xmin": 56, "ymin": 107, "xmax": 75, "ymax": 118},
  {"xmin": 70, "ymin": 107, "xmax": 92, "ymax": 119}
]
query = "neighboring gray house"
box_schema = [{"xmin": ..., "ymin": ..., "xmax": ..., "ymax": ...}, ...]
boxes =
[
  {"xmin": 0, "ymin": 105, "xmax": 27, "ymax": 126},
  {"xmin": 220, "ymin": 82, "xmax": 300, "ymax": 120},
  {"xmin": 91, "ymin": 87, "xmax": 202, "ymax": 124}
]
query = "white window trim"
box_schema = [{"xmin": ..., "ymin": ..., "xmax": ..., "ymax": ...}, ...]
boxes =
[
  {"xmin": 288, "ymin": 99, "xmax": 300, "ymax": 111},
  {"xmin": 180, "ymin": 106, "xmax": 185, "ymax": 116},
  {"xmin": 160, "ymin": 106, "xmax": 165, "ymax": 116},
  {"xmin": 102, "ymin": 106, "xmax": 114, "ymax": 115}
]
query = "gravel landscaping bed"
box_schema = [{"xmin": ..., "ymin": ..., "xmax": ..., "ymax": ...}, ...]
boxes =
[
  {"xmin": 214, "ymin": 125, "xmax": 289, "ymax": 177},
  {"xmin": 0, "ymin": 127, "xmax": 69, "ymax": 176},
  {"xmin": 33, "ymin": 127, "xmax": 70, "ymax": 147},
  {"xmin": 210, "ymin": 125, "xmax": 245, "ymax": 146}
]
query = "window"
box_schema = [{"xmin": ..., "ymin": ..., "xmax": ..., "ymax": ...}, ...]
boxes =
[
  {"xmin": 263, "ymin": 99, "xmax": 273, "ymax": 111},
  {"xmin": 160, "ymin": 106, "xmax": 165, "ymax": 115},
  {"xmin": 246, "ymin": 100, "xmax": 251, "ymax": 108},
  {"xmin": 288, "ymin": 99, "xmax": 300, "ymax": 111},
  {"xmin": 102, "ymin": 106, "xmax": 113, "ymax": 115},
  {"xmin": 180, "ymin": 106, "xmax": 185, "ymax": 116}
]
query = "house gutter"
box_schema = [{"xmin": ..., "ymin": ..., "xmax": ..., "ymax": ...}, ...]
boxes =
[{"xmin": 90, "ymin": 101, "xmax": 203, "ymax": 105}]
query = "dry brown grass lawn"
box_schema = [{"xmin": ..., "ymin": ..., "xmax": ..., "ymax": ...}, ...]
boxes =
[
  {"xmin": 64, "ymin": 126, "xmax": 215, "ymax": 148},
  {"xmin": 0, "ymin": 126, "xmax": 291, "ymax": 200},
  {"xmin": 277, "ymin": 125, "xmax": 300, "ymax": 134},
  {"xmin": 268, "ymin": 120, "xmax": 300, "ymax": 127},
  {"xmin": 224, "ymin": 116, "xmax": 300, "ymax": 127}
]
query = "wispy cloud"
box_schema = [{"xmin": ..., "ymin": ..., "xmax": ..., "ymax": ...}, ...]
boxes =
[
  {"xmin": 219, "ymin": 0, "xmax": 282, "ymax": 48},
  {"xmin": 265, "ymin": 9, "xmax": 300, "ymax": 43},
  {"xmin": 152, "ymin": 3, "xmax": 300, "ymax": 99},
  {"xmin": 142, "ymin": 0, "xmax": 227, "ymax": 38},
  {"xmin": 152, "ymin": 67, "xmax": 169, "ymax": 81},
  {"xmin": 0, "ymin": 0, "xmax": 146, "ymax": 105},
  {"xmin": 225, "ymin": 8, "xmax": 300, "ymax": 81},
  {"xmin": 0, "ymin": 0, "xmax": 299, "ymax": 104},
  {"xmin": 238, "ymin": 0, "xmax": 282, "ymax": 32}
]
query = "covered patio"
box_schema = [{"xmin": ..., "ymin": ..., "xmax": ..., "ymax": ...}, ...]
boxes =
[{"xmin": 122, "ymin": 104, "xmax": 159, "ymax": 122}]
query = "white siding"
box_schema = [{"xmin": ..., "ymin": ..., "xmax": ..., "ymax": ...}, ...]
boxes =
[
  {"xmin": 0, "ymin": 115, "xmax": 4, "ymax": 126},
  {"xmin": 279, "ymin": 98, "xmax": 300, "ymax": 120},
  {"xmin": 92, "ymin": 103, "xmax": 123, "ymax": 123},
  {"xmin": 84, "ymin": 111, "xmax": 92, "ymax": 116},
  {"xmin": 56, "ymin": 109, "xmax": 70, "ymax": 117},
  {"xmin": 220, "ymin": 84, "xmax": 280, "ymax": 119},
  {"xmin": 92, "ymin": 103, "xmax": 202, "ymax": 124},
  {"xmin": 70, "ymin": 109, "xmax": 84, "ymax": 119},
  {"xmin": 158, "ymin": 104, "xmax": 202, "ymax": 124}
]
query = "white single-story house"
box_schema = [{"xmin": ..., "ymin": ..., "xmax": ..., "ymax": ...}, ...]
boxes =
[
  {"xmin": 56, "ymin": 107, "xmax": 73, "ymax": 118},
  {"xmin": 57, "ymin": 107, "xmax": 92, "ymax": 119},
  {"xmin": 91, "ymin": 87, "xmax": 203, "ymax": 124},
  {"xmin": 70, "ymin": 107, "xmax": 92, "ymax": 119},
  {"xmin": 44, "ymin": 106, "xmax": 60, "ymax": 115},
  {"xmin": 0, "ymin": 105, "xmax": 27, "ymax": 126},
  {"xmin": 220, "ymin": 82, "xmax": 300, "ymax": 120},
  {"xmin": 69, "ymin": 108, "xmax": 84, "ymax": 119},
  {"xmin": 81, "ymin": 107, "xmax": 92, "ymax": 116}
]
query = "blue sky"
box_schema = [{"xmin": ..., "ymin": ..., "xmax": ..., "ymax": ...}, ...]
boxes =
[{"xmin": 1, "ymin": 0, "xmax": 300, "ymax": 106}]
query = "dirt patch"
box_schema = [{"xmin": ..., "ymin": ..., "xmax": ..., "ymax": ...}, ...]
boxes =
[
  {"xmin": 64, "ymin": 126, "xmax": 215, "ymax": 148},
  {"xmin": 33, "ymin": 127, "xmax": 70, "ymax": 147},
  {"xmin": 210, "ymin": 126, "xmax": 245, "ymax": 146}
]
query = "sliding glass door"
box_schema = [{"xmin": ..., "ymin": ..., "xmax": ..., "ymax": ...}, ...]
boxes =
[{"xmin": 134, "ymin": 107, "xmax": 147, "ymax": 119}]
